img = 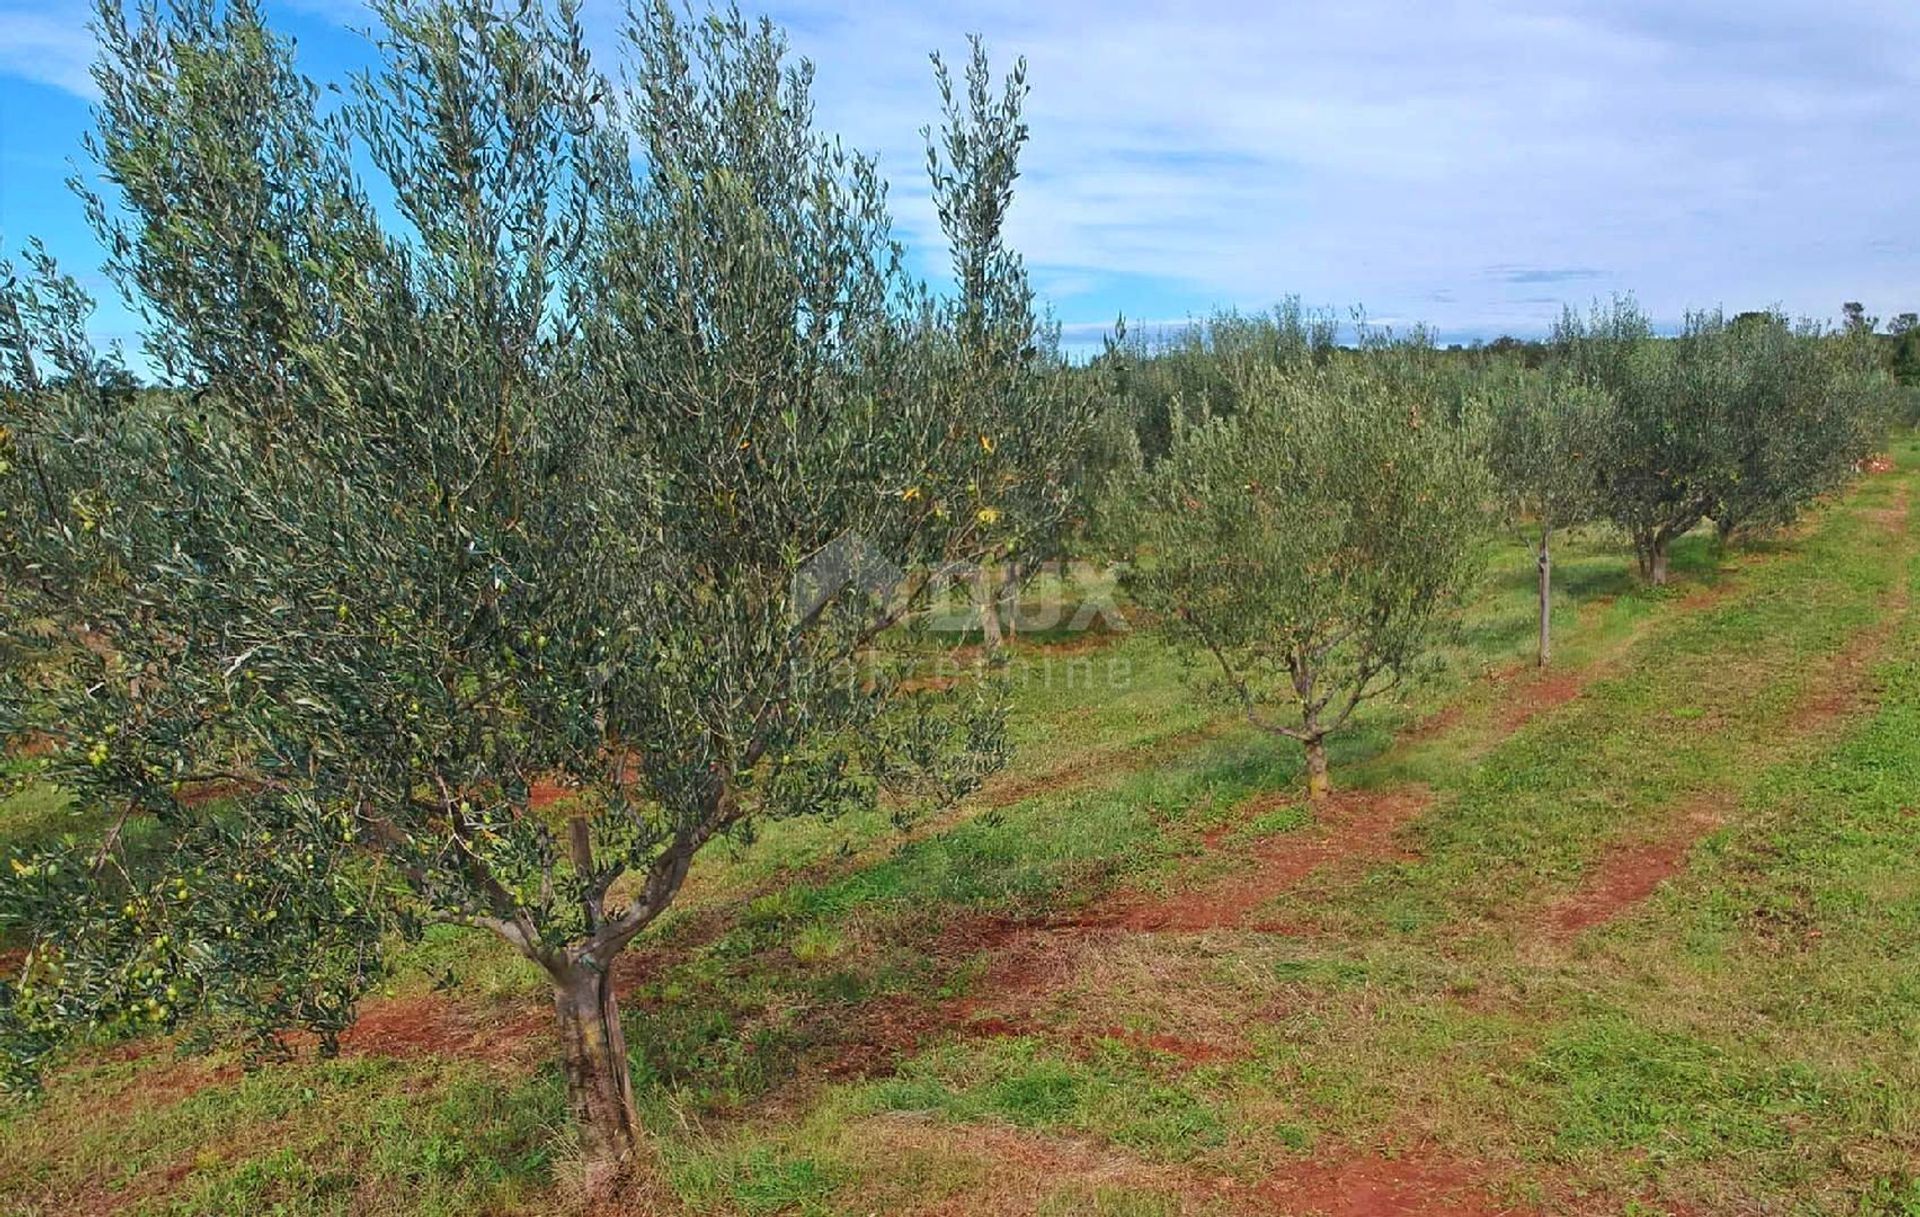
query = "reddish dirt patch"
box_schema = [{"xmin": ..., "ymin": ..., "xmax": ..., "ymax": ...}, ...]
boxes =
[
  {"xmin": 1090, "ymin": 1024, "xmax": 1237, "ymax": 1065},
  {"xmin": 1492, "ymin": 667, "xmax": 1586, "ymax": 734},
  {"xmin": 1543, "ymin": 794, "xmax": 1731, "ymax": 941},
  {"xmin": 1862, "ymin": 453, "xmax": 1896, "ymax": 475},
  {"xmin": 767, "ymin": 909, "xmax": 1256, "ymax": 1093},
  {"xmin": 127, "ymin": 1055, "xmax": 245, "ymax": 1106},
  {"xmin": 1077, "ymin": 787, "xmax": 1433, "ymax": 933},
  {"xmin": 1786, "ymin": 622, "xmax": 1896, "ymax": 734},
  {"xmin": 527, "ymin": 779, "xmax": 575, "ymax": 811},
  {"xmin": 3, "ymin": 729, "xmax": 58, "ymax": 759},
  {"xmin": 330, "ymin": 993, "xmax": 550, "ymax": 1067},
  {"xmin": 1405, "ymin": 699, "xmax": 1467, "ymax": 743},
  {"xmin": 1862, "ymin": 480, "xmax": 1911, "ymax": 537},
  {"xmin": 174, "ymin": 777, "xmax": 263, "ymax": 808},
  {"xmin": 863, "ymin": 1119, "xmax": 1524, "ymax": 1216},
  {"xmin": 1256, "ymin": 1150, "xmax": 1517, "ymax": 1216}
]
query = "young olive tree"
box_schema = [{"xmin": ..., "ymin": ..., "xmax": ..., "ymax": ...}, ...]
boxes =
[
  {"xmin": 1487, "ymin": 369, "xmax": 1607, "ymax": 665},
  {"xmin": 0, "ymin": 0, "xmax": 1092, "ymax": 1194},
  {"xmin": 1124, "ymin": 356, "xmax": 1489, "ymax": 802}
]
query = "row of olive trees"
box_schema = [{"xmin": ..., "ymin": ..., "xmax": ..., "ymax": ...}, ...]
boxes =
[
  {"xmin": 0, "ymin": 0, "xmax": 1095, "ymax": 1198},
  {"xmin": 1550, "ymin": 300, "xmax": 1888, "ymax": 578},
  {"xmin": 1107, "ymin": 301, "xmax": 1895, "ymax": 810},
  {"xmin": 1490, "ymin": 300, "xmax": 1892, "ymax": 670},
  {"xmin": 0, "ymin": 0, "xmax": 1898, "ymax": 1201}
]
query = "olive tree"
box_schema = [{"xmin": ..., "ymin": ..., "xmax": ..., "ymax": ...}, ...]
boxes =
[
  {"xmin": 1555, "ymin": 300, "xmax": 1723, "ymax": 585},
  {"xmin": 0, "ymin": 0, "xmax": 1092, "ymax": 1195},
  {"xmin": 1124, "ymin": 355, "xmax": 1489, "ymax": 802},
  {"xmin": 1487, "ymin": 369, "xmax": 1607, "ymax": 665},
  {"xmin": 1709, "ymin": 311, "xmax": 1888, "ymax": 543},
  {"xmin": 1098, "ymin": 302, "xmax": 1338, "ymax": 467}
]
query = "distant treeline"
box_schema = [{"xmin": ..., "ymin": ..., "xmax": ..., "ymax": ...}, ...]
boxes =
[{"xmin": 1081, "ymin": 297, "xmax": 1916, "ymax": 470}]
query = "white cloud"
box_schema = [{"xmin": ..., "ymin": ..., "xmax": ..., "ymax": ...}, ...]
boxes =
[
  {"xmin": 755, "ymin": 0, "xmax": 1920, "ymax": 337},
  {"xmin": 0, "ymin": 8, "xmax": 99, "ymax": 99},
  {"xmin": 9, "ymin": 0, "xmax": 1918, "ymax": 341}
]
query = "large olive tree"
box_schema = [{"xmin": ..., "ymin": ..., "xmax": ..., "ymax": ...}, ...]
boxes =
[
  {"xmin": 1124, "ymin": 353, "xmax": 1489, "ymax": 802},
  {"xmin": 0, "ymin": 0, "xmax": 1091, "ymax": 1194},
  {"xmin": 924, "ymin": 42, "xmax": 1087, "ymax": 649},
  {"xmin": 1552, "ymin": 299, "xmax": 1717, "ymax": 585}
]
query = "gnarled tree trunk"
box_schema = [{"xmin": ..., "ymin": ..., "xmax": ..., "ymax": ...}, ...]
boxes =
[
  {"xmin": 1303, "ymin": 735, "xmax": 1331, "ymax": 803},
  {"xmin": 1635, "ymin": 530, "xmax": 1673, "ymax": 586},
  {"xmin": 553, "ymin": 961, "xmax": 643, "ymax": 1198}
]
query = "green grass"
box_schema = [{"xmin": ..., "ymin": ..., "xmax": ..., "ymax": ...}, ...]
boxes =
[{"xmin": 2, "ymin": 438, "xmax": 1917, "ymax": 1214}]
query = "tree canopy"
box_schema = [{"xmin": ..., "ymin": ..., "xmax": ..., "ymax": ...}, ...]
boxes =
[
  {"xmin": 1122, "ymin": 348, "xmax": 1490, "ymax": 800},
  {"xmin": 0, "ymin": 0, "xmax": 1093, "ymax": 1191}
]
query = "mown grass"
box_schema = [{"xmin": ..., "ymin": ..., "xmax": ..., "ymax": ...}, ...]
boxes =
[{"xmin": 0, "ymin": 438, "xmax": 1915, "ymax": 1215}]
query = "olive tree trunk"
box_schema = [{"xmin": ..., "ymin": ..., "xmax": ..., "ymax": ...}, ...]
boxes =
[
  {"xmin": 977, "ymin": 566, "xmax": 1004, "ymax": 650},
  {"xmin": 1536, "ymin": 527, "xmax": 1553, "ymax": 667},
  {"xmin": 1635, "ymin": 531, "xmax": 1673, "ymax": 586},
  {"xmin": 553, "ymin": 962, "xmax": 644, "ymax": 1196},
  {"xmin": 998, "ymin": 560, "xmax": 1021, "ymax": 644},
  {"xmin": 1303, "ymin": 735, "xmax": 1331, "ymax": 803}
]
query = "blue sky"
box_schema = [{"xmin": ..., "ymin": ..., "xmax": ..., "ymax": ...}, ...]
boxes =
[{"xmin": 4, "ymin": 0, "xmax": 1918, "ymax": 358}]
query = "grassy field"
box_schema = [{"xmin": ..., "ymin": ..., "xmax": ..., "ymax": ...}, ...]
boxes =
[{"xmin": 2, "ymin": 439, "xmax": 1916, "ymax": 1216}]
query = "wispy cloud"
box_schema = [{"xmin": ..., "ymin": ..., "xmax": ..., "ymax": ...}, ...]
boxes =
[
  {"xmin": 1487, "ymin": 266, "xmax": 1606, "ymax": 286},
  {"xmin": 759, "ymin": 0, "xmax": 1920, "ymax": 339},
  {"xmin": 0, "ymin": 9, "xmax": 99, "ymax": 99},
  {"xmin": 6, "ymin": 0, "xmax": 1918, "ymax": 345}
]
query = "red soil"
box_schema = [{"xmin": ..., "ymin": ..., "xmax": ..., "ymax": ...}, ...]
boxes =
[
  {"xmin": 1492, "ymin": 668, "xmax": 1586, "ymax": 734},
  {"xmin": 790, "ymin": 789, "xmax": 1436, "ymax": 1089},
  {"xmin": 332, "ymin": 993, "xmax": 551, "ymax": 1066},
  {"xmin": 1786, "ymin": 617, "xmax": 1896, "ymax": 734},
  {"xmin": 1256, "ymin": 1150, "xmax": 1518, "ymax": 1216},
  {"xmin": 2, "ymin": 730, "xmax": 58, "ymax": 759},
  {"xmin": 1406, "ymin": 700, "xmax": 1467, "ymax": 743},
  {"xmin": 1090, "ymin": 1024, "xmax": 1237, "ymax": 1065},
  {"xmin": 1076, "ymin": 787, "xmax": 1433, "ymax": 933},
  {"xmin": 174, "ymin": 777, "xmax": 261, "ymax": 808},
  {"xmin": 527, "ymin": 779, "xmax": 575, "ymax": 811},
  {"xmin": 1543, "ymin": 794, "xmax": 1730, "ymax": 940},
  {"xmin": 865, "ymin": 1119, "xmax": 1523, "ymax": 1216}
]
